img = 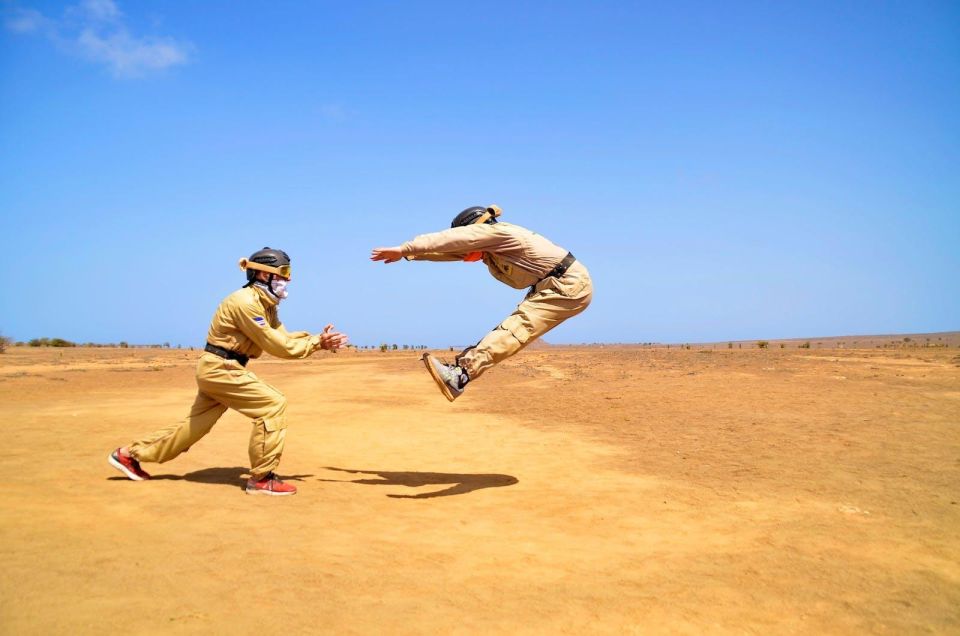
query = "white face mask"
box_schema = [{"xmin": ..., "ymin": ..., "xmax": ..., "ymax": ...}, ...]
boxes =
[{"xmin": 270, "ymin": 277, "xmax": 289, "ymax": 300}]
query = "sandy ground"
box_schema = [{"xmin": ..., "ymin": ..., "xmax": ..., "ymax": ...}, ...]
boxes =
[{"xmin": 0, "ymin": 345, "xmax": 958, "ymax": 635}]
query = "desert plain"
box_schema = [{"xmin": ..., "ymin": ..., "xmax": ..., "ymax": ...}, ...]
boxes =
[{"xmin": 0, "ymin": 343, "xmax": 958, "ymax": 634}]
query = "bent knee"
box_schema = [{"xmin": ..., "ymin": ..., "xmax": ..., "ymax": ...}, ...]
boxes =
[{"xmin": 268, "ymin": 393, "xmax": 288, "ymax": 418}]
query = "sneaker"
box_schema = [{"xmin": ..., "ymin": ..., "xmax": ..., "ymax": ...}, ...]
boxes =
[
  {"xmin": 245, "ymin": 472, "xmax": 297, "ymax": 496},
  {"xmin": 422, "ymin": 353, "xmax": 469, "ymax": 402},
  {"xmin": 108, "ymin": 448, "xmax": 151, "ymax": 481}
]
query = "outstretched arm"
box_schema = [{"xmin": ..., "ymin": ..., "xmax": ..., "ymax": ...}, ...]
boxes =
[{"xmin": 373, "ymin": 225, "xmax": 503, "ymax": 265}]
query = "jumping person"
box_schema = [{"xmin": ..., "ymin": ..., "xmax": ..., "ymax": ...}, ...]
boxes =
[
  {"xmin": 371, "ymin": 205, "xmax": 592, "ymax": 401},
  {"xmin": 108, "ymin": 247, "xmax": 348, "ymax": 496}
]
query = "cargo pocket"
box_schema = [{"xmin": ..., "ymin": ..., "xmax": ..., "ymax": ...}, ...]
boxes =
[
  {"xmin": 262, "ymin": 415, "xmax": 288, "ymax": 432},
  {"xmin": 501, "ymin": 315, "xmax": 532, "ymax": 345},
  {"xmin": 251, "ymin": 416, "xmax": 288, "ymax": 477}
]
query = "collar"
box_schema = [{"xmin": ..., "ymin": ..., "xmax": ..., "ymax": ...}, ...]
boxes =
[{"xmin": 251, "ymin": 282, "xmax": 279, "ymax": 307}]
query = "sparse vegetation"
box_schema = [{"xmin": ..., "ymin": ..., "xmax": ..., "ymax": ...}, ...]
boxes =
[
  {"xmin": 28, "ymin": 338, "xmax": 76, "ymax": 348},
  {"xmin": 0, "ymin": 333, "xmax": 9, "ymax": 354},
  {"xmin": 799, "ymin": 341, "xmax": 811, "ymax": 349},
  {"xmin": 757, "ymin": 341, "xmax": 769, "ymax": 349}
]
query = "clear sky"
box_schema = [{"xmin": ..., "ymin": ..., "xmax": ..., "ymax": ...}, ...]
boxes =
[{"xmin": 1, "ymin": 1, "xmax": 957, "ymax": 347}]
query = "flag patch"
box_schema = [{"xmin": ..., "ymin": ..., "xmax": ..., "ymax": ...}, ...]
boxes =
[{"xmin": 253, "ymin": 316, "xmax": 266, "ymax": 327}]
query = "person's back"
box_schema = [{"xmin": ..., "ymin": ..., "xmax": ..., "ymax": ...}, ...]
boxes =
[{"xmin": 402, "ymin": 220, "xmax": 569, "ymax": 290}]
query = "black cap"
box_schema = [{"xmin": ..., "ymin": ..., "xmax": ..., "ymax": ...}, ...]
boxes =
[
  {"xmin": 245, "ymin": 247, "xmax": 290, "ymax": 283},
  {"xmin": 451, "ymin": 206, "xmax": 493, "ymax": 228}
]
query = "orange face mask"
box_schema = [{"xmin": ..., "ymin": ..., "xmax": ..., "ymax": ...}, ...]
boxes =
[{"xmin": 463, "ymin": 252, "xmax": 484, "ymax": 262}]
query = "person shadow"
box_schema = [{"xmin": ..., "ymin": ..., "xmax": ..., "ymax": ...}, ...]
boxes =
[
  {"xmin": 108, "ymin": 466, "xmax": 314, "ymax": 488},
  {"xmin": 319, "ymin": 467, "xmax": 518, "ymax": 499}
]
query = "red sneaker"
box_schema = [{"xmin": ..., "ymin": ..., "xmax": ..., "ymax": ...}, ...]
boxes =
[
  {"xmin": 245, "ymin": 472, "xmax": 297, "ymax": 496},
  {"xmin": 108, "ymin": 448, "xmax": 151, "ymax": 481}
]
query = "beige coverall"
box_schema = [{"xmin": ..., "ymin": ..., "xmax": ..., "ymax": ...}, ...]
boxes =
[
  {"xmin": 128, "ymin": 286, "xmax": 322, "ymax": 478},
  {"xmin": 402, "ymin": 221, "xmax": 593, "ymax": 379}
]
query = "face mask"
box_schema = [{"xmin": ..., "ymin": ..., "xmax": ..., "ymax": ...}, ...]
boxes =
[{"xmin": 270, "ymin": 277, "xmax": 289, "ymax": 299}]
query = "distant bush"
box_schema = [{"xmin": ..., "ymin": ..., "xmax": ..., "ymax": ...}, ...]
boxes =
[
  {"xmin": 0, "ymin": 333, "xmax": 9, "ymax": 354},
  {"xmin": 28, "ymin": 337, "xmax": 76, "ymax": 347},
  {"xmin": 728, "ymin": 342, "xmax": 733, "ymax": 349},
  {"xmin": 379, "ymin": 343, "xmax": 388, "ymax": 352},
  {"xmin": 780, "ymin": 343, "xmax": 785, "ymax": 349},
  {"xmin": 757, "ymin": 341, "xmax": 769, "ymax": 349},
  {"xmin": 799, "ymin": 341, "xmax": 811, "ymax": 349}
]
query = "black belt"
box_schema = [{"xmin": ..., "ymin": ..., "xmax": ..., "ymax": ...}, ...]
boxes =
[
  {"xmin": 204, "ymin": 343, "xmax": 249, "ymax": 367},
  {"xmin": 544, "ymin": 252, "xmax": 576, "ymax": 280}
]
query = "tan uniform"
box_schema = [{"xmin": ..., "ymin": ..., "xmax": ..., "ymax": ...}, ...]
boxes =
[
  {"xmin": 128, "ymin": 285, "xmax": 322, "ymax": 478},
  {"xmin": 402, "ymin": 221, "xmax": 593, "ymax": 379}
]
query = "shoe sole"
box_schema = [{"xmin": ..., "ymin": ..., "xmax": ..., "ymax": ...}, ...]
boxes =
[
  {"xmin": 244, "ymin": 487, "xmax": 296, "ymax": 496},
  {"xmin": 107, "ymin": 453, "xmax": 147, "ymax": 481},
  {"xmin": 421, "ymin": 353, "xmax": 457, "ymax": 402}
]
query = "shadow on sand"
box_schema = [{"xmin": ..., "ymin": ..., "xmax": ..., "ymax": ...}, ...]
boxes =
[
  {"xmin": 319, "ymin": 467, "xmax": 518, "ymax": 499},
  {"xmin": 108, "ymin": 466, "xmax": 314, "ymax": 488}
]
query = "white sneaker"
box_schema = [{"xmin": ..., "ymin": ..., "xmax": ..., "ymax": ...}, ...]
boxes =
[{"xmin": 422, "ymin": 353, "xmax": 468, "ymax": 401}]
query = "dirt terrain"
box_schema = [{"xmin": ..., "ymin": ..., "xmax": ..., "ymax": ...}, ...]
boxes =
[{"xmin": 1, "ymin": 345, "xmax": 958, "ymax": 634}]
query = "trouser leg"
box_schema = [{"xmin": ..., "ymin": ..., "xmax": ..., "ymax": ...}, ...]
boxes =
[
  {"xmin": 458, "ymin": 263, "xmax": 593, "ymax": 380},
  {"xmin": 194, "ymin": 359, "xmax": 288, "ymax": 479},
  {"xmin": 128, "ymin": 392, "xmax": 227, "ymax": 463}
]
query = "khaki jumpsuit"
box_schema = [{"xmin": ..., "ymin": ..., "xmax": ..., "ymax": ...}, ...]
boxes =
[
  {"xmin": 128, "ymin": 285, "xmax": 322, "ymax": 478},
  {"xmin": 402, "ymin": 221, "xmax": 593, "ymax": 379}
]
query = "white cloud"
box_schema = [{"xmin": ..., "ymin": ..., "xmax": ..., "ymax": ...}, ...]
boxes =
[
  {"xmin": 5, "ymin": 7, "xmax": 48, "ymax": 33},
  {"xmin": 80, "ymin": 0, "xmax": 120, "ymax": 22},
  {"xmin": 77, "ymin": 28, "xmax": 190, "ymax": 77},
  {"xmin": 4, "ymin": 0, "xmax": 191, "ymax": 77}
]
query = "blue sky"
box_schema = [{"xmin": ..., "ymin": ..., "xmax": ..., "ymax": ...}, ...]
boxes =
[{"xmin": 1, "ymin": 1, "xmax": 957, "ymax": 347}]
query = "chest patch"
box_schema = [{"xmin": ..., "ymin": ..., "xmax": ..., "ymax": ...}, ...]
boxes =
[{"xmin": 253, "ymin": 316, "xmax": 267, "ymax": 327}]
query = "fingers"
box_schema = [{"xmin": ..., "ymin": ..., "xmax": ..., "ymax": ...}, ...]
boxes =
[
  {"xmin": 318, "ymin": 330, "xmax": 349, "ymax": 350},
  {"xmin": 370, "ymin": 247, "xmax": 401, "ymax": 263}
]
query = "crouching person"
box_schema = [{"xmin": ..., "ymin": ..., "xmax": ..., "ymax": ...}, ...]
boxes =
[{"xmin": 109, "ymin": 247, "xmax": 348, "ymax": 496}]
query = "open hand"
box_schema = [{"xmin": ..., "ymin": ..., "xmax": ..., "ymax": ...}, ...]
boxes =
[
  {"xmin": 319, "ymin": 324, "xmax": 349, "ymax": 351},
  {"xmin": 370, "ymin": 247, "xmax": 403, "ymax": 263}
]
